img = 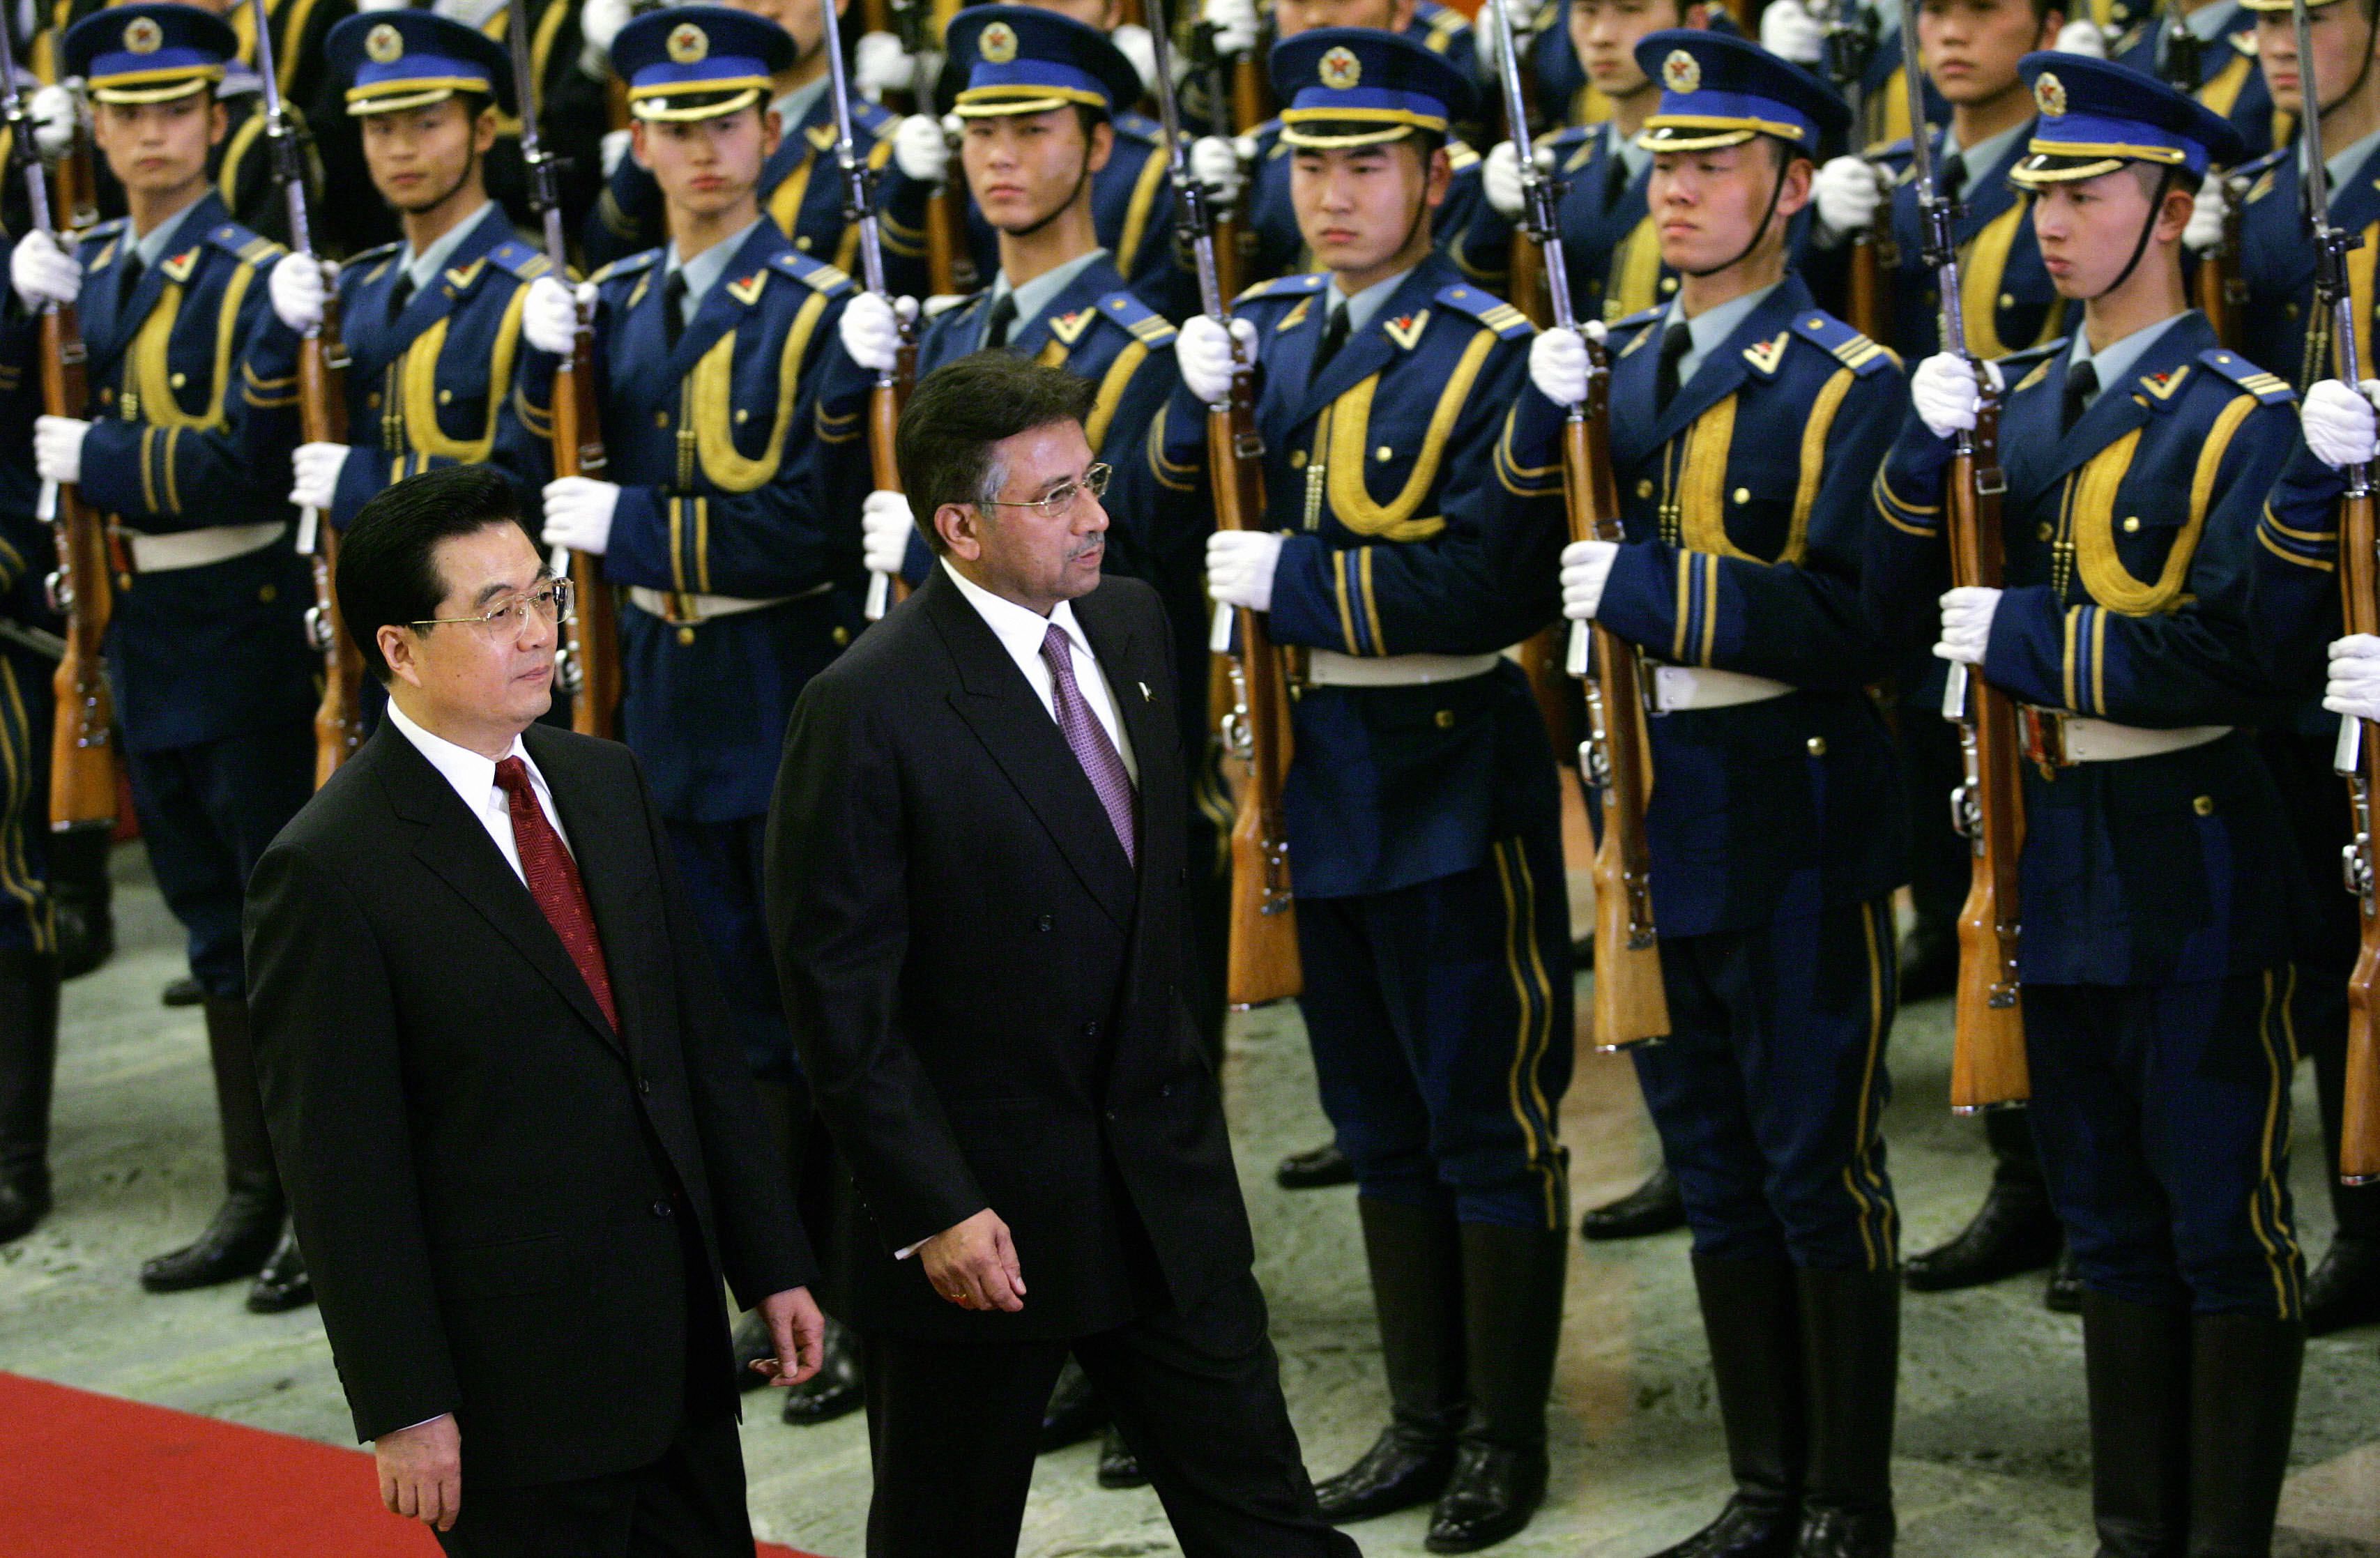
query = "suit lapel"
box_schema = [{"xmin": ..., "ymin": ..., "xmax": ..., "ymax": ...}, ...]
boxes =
[
  {"xmin": 922, "ymin": 571, "xmax": 1138, "ymax": 930},
  {"xmin": 350, "ymin": 207, "xmax": 510, "ymax": 379},
  {"xmin": 88, "ymin": 194, "xmax": 225, "ymax": 374},
  {"xmin": 1638, "ymin": 279, "xmax": 1805, "ymax": 459}
]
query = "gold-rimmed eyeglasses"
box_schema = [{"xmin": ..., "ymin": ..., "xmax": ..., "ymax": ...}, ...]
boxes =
[
  {"xmin": 411, "ymin": 578, "xmax": 576, "ymax": 636},
  {"xmin": 978, "ymin": 463, "xmax": 1112, "ymax": 517}
]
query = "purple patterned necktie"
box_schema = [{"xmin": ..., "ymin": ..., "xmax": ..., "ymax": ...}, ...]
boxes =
[{"xmin": 1041, "ymin": 622, "xmax": 1137, "ymax": 865}]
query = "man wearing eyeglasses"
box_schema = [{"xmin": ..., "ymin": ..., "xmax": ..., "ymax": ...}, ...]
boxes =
[{"xmin": 244, "ymin": 464, "xmax": 827, "ymax": 1557}]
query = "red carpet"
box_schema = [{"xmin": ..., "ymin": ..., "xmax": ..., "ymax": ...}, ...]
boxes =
[{"xmin": 0, "ymin": 1373, "xmax": 823, "ymax": 1557}]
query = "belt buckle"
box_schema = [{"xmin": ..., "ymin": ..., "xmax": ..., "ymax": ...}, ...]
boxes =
[{"xmin": 2017, "ymin": 705, "xmax": 2071, "ymax": 770}]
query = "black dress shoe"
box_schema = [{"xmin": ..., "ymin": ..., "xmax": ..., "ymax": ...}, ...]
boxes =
[
  {"xmin": 1041, "ymin": 1354, "xmax": 1106, "ymax": 1451},
  {"xmin": 1315, "ymin": 1425, "xmax": 1457, "ymax": 1523},
  {"xmin": 1645, "ymin": 1496, "xmax": 1803, "ymax": 1558},
  {"xmin": 162, "ymin": 976, "xmax": 204, "ymax": 1008},
  {"xmin": 0, "ymin": 1169, "xmax": 50, "ymax": 1244},
  {"xmin": 139, "ymin": 1181, "xmax": 283, "ymax": 1292},
  {"xmin": 2044, "ymin": 1250, "xmax": 2082, "ymax": 1314},
  {"xmin": 2305, "ymin": 1235, "xmax": 2380, "ymax": 1337},
  {"xmin": 1277, "ymin": 1142, "xmax": 1357, "ymax": 1191},
  {"xmin": 1424, "ymin": 1441, "xmax": 1546, "ymax": 1553},
  {"xmin": 781, "ymin": 1318, "xmax": 864, "ymax": 1425},
  {"xmin": 1902, "ymin": 1184, "xmax": 2061, "ymax": 1293},
  {"xmin": 1097, "ymin": 1424, "xmax": 1147, "ymax": 1489},
  {"xmin": 1581, "ymin": 1166, "xmax": 1686, "ymax": 1242},
  {"xmin": 732, "ymin": 1308, "xmax": 777, "ymax": 1391},
  {"xmin": 1792, "ymin": 1507, "xmax": 1895, "ymax": 1558},
  {"xmin": 245, "ymin": 1226, "xmax": 313, "ymax": 1313}
]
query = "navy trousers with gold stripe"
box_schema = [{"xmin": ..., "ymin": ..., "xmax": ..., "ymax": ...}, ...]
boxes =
[
  {"xmin": 2023, "ymin": 972, "xmax": 2305, "ymax": 1320},
  {"xmin": 0, "ymin": 649, "xmax": 54, "ymax": 957},
  {"xmin": 1295, "ymin": 832, "xmax": 1574, "ymax": 1230},
  {"xmin": 1634, "ymin": 897, "xmax": 1900, "ymax": 1272}
]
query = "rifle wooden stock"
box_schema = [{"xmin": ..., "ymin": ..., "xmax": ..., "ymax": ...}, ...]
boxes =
[
  {"xmin": 300, "ymin": 296, "xmax": 365, "ymax": 788},
  {"xmin": 1210, "ymin": 392, "xmax": 1298, "ymax": 1007},
  {"xmin": 1509, "ymin": 231, "xmax": 1548, "ymax": 328},
  {"xmin": 925, "ymin": 186, "xmax": 965, "ymax": 296},
  {"xmin": 54, "ymin": 144, "xmax": 96, "ymax": 234},
  {"xmin": 1213, "ymin": 211, "xmax": 1243, "ymax": 305},
  {"xmin": 43, "ymin": 301, "xmax": 115, "ymax": 831},
  {"xmin": 871, "ymin": 344, "xmax": 913, "ymax": 608},
  {"xmin": 861, "ymin": 0, "xmax": 894, "ymax": 34},
  {"xmin": 2339, "ymin": 482, "xmax": 2380, "ymax": 1184},
  {"xmin": 1846, "ymin": 233, "xmax": 1884, "ymax": 342},
  {"xmin": 553, "ymin": 333, "xmax": 620, "ymax": 740},
  {"xmin": 1562, "ymin": 402, "xmax": 1665, "ymax": 1050},
  {"xmin": 1945, "ymin": 403, "xmax": 2030, "ymax": 1113},
  {"xmin": 1230, "ymin": 52, "xmax": 1267, "ymax": 133}
]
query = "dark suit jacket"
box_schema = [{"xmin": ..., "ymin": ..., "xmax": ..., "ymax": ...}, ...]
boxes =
[
  {"xmin": 767, "ymin": 568, "xmax": 1256, "ymax": 1343},
  {"xmin": 245, "ymin": 721, "xmax": 816, "ymax": 1489}
]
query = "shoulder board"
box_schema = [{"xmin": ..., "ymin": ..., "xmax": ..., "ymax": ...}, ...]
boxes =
[
  {"xmin": 1420, "ymin": 3, "xmax": 1470, "ymax": 37},
  {"xmin": 2232, "ymin": 143, "xmax": 2291, "ymax": 182},
  {"xmin": 78, "ymin": 217, "xmax": 128, "ymax": 247},
  {"xmin": 1787, "ymin": 309, "xmax": 1894, "ymax": 375},
  {"xmin": 1235, "ymin": 272, "xmax": 1327, "ymax": 305},
  {"xmin": 1999, "ymin": 337, "xmax": 2067, "ymax": 395},
  {"xmin": 346, "ymin": 238, "xmax": 402, "ymax": 267},
  {"xmin": 1547, "ymin": 125, "xmax": 1594, "ymax": 151},
  {"xmin": 1435, "ymin": 282, "xmax": 1532, "ymax": 339},
  {"xmin": 1094, "ymin": 289, "xmax": 1177, "ymax": 346},
  {"xmin": 1113, "ymin": 109, "xmax": 1161, "ymax": 144},
  {"xmin": 768, "ymin": 251, "xmax": 857, "ymax": 296},
  {"xmin": 854, "ymin": 99, "xmax": 897, "ymax": 137},
  {"xmin": 2228, "ymin": 25, "xmax": 2256, "ymax": 53},
  {"xmin": 1447, "ymin": 142, "xmax": 1481, "ymax": 171},
  {"xmin": 924, "ymin": 291, "xmax": 976, "ymax": 319},
  {"xmin": 1607, "ymin": 304, "xmax": 1666, "ymax": 336},
  {"xmin": 590, "ymin": 249, "xmax": 663, "ymax": 285},
  {"xmin": 485, "ymin": 239, "xmax": 554, "ymax": 282},
  {"xmin": 1873, "ymin": 136, "xmax": 1915, "ymax": 160},
  {"xmin": 207, "ymin": 222, "xmax": 282, "ymax": 266},
  {"xmin": 2196, "ymin": 347, "xmax": 2296, "ymax": 404},
  {"xmin": 2114, "ymin": 22, "xmax": 2151, "ymax": 53}
]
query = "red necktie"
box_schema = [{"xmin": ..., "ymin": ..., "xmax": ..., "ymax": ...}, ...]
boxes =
[{"xmin": 495, "ymin": 756, "xmax": 617, "ymax": 1031}]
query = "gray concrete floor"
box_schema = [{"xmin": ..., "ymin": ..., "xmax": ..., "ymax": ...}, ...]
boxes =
[{"xmin": 3, "ymin": 843, "xmax": 2377, "ymax": 1557}]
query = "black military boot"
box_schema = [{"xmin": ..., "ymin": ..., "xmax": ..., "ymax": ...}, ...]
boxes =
[
  {"xmin": 1904, "ymin": 1113, "xmax": 2061, "ymax": 1292},
  {"xmin": 246, "ymin": 1223, "xmax": 312, "ymax": 1312},
  {"xmin": 1426, "ymin": 1221, "xmax": 1568, "ymax": 1552},
  {"xmin": 1581, "ymin": 1166, "xmax": 1688, "ymax": 1242},
  {"xmin": 2080, "ymin": 1291, "xmax": 2191, "ymax": 1558},
  {"xmin": 1315, "ymin": 1198, "xmax": 1467, "ymax": 1523},
  {"xmin": 2184, "ymin": 1313, "xmax": 2304, "ymax": 1558},
  {"xmin": 1278, "ymin": 1140, "xmax": 1357, "ymax": 1190},
  {"xmin": 1645, "ymin": 1258, "xmax": 1806, "ymax": 1558},
  {"xmin": 140, "ymin": 997, "xmax": 285, "ymax": 1292},
  {"xmin": 46, "ymin": 823, "xmax": 112, "ymax": 982},
  {"xmin": 0, "ymin": 948, "xmax": 62, "ymax": 1243},
  {"xmin": 1792, "ymin": 1268, "xmax": 1898, "ymax": 1557},
  {"xmin": 1042, "ymin": 1354, "xmax": 1106, "ymax": 1451}
]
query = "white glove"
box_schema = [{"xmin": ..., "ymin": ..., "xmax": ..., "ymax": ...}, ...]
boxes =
[
  {"xmin": 268, "ymin": 252, "xmax": 333, "ymax": 332},
  {"xmin": 522, "ymin": 276, "xmax": 594, "ymax": 357},
  {"xmin": 1528, "ymin": 320, "xmax": 1605, "ymax": 406},
  {"xmin": 28, "ymin": 84, "xmax": 76, "ymax": 159},
  {"xmin": 854, "ymin": 31, "xmax": 915, "ymax": 100},
  {"xmin": 1485, "ymin": 140, "xmax": 1525, "ymax": 219},
  {"xmin": 1177, "ymin": 314, "xmax": 1256, "ymax": 404},
  {"xmin": 862, "ymin": 489, "xmax": 916, "ymax": 575},
  {"xmin": 893, "ymin": 114, "xmax": 951, "ymax": 185},
  {"xmin": 2301, "ymin": 379, "xmax": 2380, "ymax": 470},
  {"xmin": 1912, "ymin": 352, "xmax": 2002, "ymax": 438},
  {"xmin": 1113, "ymin": 23, "xmax": 1158, "ymax": 93},
  {"xmin": 1760, "ymin": 0, "xmax": 1825, "ymax": 64},
  {"xmin": 289, "ymin": 442, "xmax": 351, "ymax": 512},
  {"xmin": 1935, "ymin": 586, "xmax": 2001, "ymax": 665},
  {"xmin": 2326, "ymin": 634, "xmax": 2380, "ymax": 722},
  {"xmin": 10, "ymin": 229, "xmax": 79, "ymax": 310},
  {"xmin": 542, "ymin": 476, "xmax": 620, "ymax": 556},
  {"xmin": 1203, "ymin": 0, "xmax": 1260, "ymax": 56},
  {"xmin": 2185, "ymin": 176, "xmax": 2229, "ymax": 252},
  {"xmin": 1815, "ymin": 155, "xmax": 1883, "ymax": 238},
  {"xmin": 839, "ymin": 291, "xmax": 918, "ymax": 374},
  {"xmin": 579, "ymin": 0, "xmax": 633, "ymax": 78},
  {"xmin": 2054, "ymin": 17, "xmax": 2110, "ymax": 56},
  {"xmin": 1561, "ymin": 539, "xmax": 1619, "ymax": 622},
  {"xmin": 600, "ymin": 127, "xmax": 633, "ymax": 178},
  {"xmin": 1206, "ymin": 529, "xmax": 1283, "ymax": 612},
  {"xmin": 33, "ymin": 415, "xmax": 86, "ymax": 486},
  {"xmin": 1189, "ymin": 135, "xmax": 1246, "ymax": 209}
]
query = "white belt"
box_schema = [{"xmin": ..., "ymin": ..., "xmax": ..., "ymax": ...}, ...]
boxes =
[
  {"xmin": 628, "ymin": 586, "xmax": 806, "ymax": 624},
  {"xmin": 2019, "ymin": 708, "xmax": 2232, "ymax": 765},
  {"xmin": 123, "ymin": 521, "xmax": 285, "ymax": 574},
  {"xmin": 1304, "ymin": 650, "xmax": 1503, "ymax": 688},
  {"xmin": 1648, "ymin": 665, "xmax": 1795, "ymax": 714}
]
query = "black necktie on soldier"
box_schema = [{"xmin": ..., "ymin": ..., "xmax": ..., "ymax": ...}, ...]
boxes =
[
  {"xmin": 1655, "ymin": 320, "xmax": 1692, "ymax": 416},
  {"xmin": 2061, "ymin": 359, "xmax": 2097, "ymax": 434},
  {"xmin": 983, "ymin": 291, "xmax": 1018, "ymax": 350},
  {"xmin": 1311, "ymin": 301, "xmax": 1351, "ymax": 381},
  {"xmin": 662, "ymin": 271, "xmax": 687, "ymax": 351}
]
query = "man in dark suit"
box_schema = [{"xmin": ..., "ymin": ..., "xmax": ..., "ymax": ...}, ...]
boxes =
[
  {"xmin": 768, "ymin": 353, "xmax": 1355, "ymax": 1558},
  {"xmin": 244, "ymin": 466, "xmax": 825, "ymax": 1557}
]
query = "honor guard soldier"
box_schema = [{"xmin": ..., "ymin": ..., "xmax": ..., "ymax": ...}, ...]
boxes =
[
  {"xmin": 9, "ymin": 3, "xmax": 317, "ymax": 1308},
  {"xmin": 426, "ymin": 0, "xmax": 611, "ymax": 241},
  {"xmin": 2179, "ymin": 0, "xmax": 2380, "ymax": 1336},
  {"xmin": 1872, "ymin": 56, "xmax": 2310, "ymax": 1557},
  {"xmin": 515, "ymin": 0, "xmax": 868, "ymax": 1435},
  {"xmin": 245, "ymin": 10, "xmax": 555, "ymax": 588},
  {"xmin": 1170, "ymin": 30, "xmax": 1573, "ymax": 1550},
  {"xmin": 2101, "ymin": 0, "xmax": 2278, "ymax": 156},
  {"xmin": 1504, "ymin": 32, "xmax": 1912, "ymax": 1558},
  {"xmin": 581, "ymin": 0, "xmax": 924, "ymax": 297}
]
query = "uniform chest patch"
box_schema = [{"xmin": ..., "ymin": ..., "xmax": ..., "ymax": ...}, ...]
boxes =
[{"xmin": 1383, "ymin": 310, "xmax": 1428, "ymax": 350}]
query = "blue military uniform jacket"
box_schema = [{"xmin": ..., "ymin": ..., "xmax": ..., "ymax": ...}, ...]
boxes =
[
  {"xmin": 1500, "ymin": 275, "xmax": 1909, "ymax": 940},
  {"xmin": 1238, "ymin": 119, "xmax": 1505, "ymax": 294},
  {"xmin": 2114, "ymin": 10, "xmax": 2276, "ymax": 160},
  {"xmin": 1159, "ymin": 254, "xmax": 1565, "ymax": 899},
  {"xmin": 1, "ymin": 194, "xmax": 314, "ymax": 753},
  {"xmin": 242, "ymin": 207, "xmax": 556, "ymax": 530},
  {"xmin": 2228, "ymin": 137, "xmax": 2380, "ymax": 391},
  {"xmin": 542, "ymin": 220, "xmax": 860, "ymax": 822},
  {"xmin": 1873, "ymin": 123, "xmax": 2066, "ymax": 362},
  {"xmin": 1872, "ymin": 314, "xmax": 2304, "ymax": 984}
]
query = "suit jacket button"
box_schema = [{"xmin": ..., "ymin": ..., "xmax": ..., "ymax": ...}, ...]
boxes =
[
  {"xmin": 1037, "ymin": 913, "xmax": 1053, "ymax": 931},
  {"xmin": 652, "ymin": 1198, "xmax": 673, "ymax": 1218},
  {"xmin": 1160, "ymin": 1084, "xmax": 1174, "ymax": 1099},
  {"xmin": 638, "ymin": 1078, "xmax": 653, "ymax": 1094},
  {"xmin": 1083, "ymin": 1021, "xmax": 1099, "ymax": 1037}
]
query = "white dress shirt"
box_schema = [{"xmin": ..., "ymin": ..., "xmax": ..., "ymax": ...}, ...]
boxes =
[
  {"xmin": 940, "ymin": 558, "xmax": 1138, "ymax": 784},
  {"xmin": 384, "ymin": 699, "xmax": 574, "ymax": 883}
]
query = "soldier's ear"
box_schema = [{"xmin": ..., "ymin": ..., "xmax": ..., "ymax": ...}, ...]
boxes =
[
  {"xmin": 208, "ymin": 100, "xmax": 228, "ymax": 149},
  {"xmin": 1425, "ymin": 142, "xmax": 1453, "ymax": 208},
  {"xmin": 1086, "ymin": 116, "xmax": 1115, "ymax": 177},
  {"xmin": 474, "ymin": 105, "xmax": 501, "ymax": 155},
  {"xmin": 761, "ymin": 107, "xmax": 784, "ymax": 159},
  {"xmin": 629, "ymin": 120, "xmax": 653, "ymax": 170}
]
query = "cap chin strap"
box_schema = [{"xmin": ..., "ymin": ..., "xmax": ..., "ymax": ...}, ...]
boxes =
[
  {"xmin": 2090, "ymin": 163, "xmax": 2174, "ymax": 300},
  {"xmin": 1683, "ymin": 148, "xmax": 1791, "ymax": 279}
]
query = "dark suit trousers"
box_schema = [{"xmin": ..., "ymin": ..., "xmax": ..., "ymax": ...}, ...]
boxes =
[
  {"xmin": 861, "ymin": 1270, "xmax": 1357, "ymax": 1558},
  {"xmin": 432, "ymin": 1408, "xmax": 751, "ymax": 1558}
]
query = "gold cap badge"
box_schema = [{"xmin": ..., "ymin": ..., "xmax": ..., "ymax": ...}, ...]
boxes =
[
  {"xmin": 1662, "ymin": 48, "xmax": 1702, "ymax": 94},
  {"xmin": 666, "ymin": 22, "xmax": 708, "ymax": 64},
  {"xmin": 1318, "ymin": 45, "xmax": 1361, "ymax": 89},
  {"xmin": 979, "ymin": 20, "xmax": 1018, "ymax": 62},
  {"xmin": 365, "ymin": 22, "xmax": 404, "ymax": 62},
  {"xmin": 123, "ymin": 15, "xmax": 162, "ymax": 54},
  {"xmin": 2034, "ymin": 71, "xmax": 2067, "ymax": 116}
]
